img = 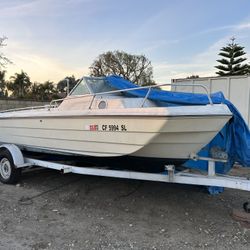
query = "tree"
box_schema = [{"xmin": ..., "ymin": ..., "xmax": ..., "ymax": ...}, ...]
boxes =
[
  {"xmin": 39, "ymin": 81, "xmax": 57, "ymax": 101},
  {"xmin": 8, "ymin": 71, "xmax": 31, "ymax": 98},
  {"xmin": 0, "ymin": 70, "xmax": 7, "ymax": 97},
  {"xmin": 57, "ymin": 75, "xmax": 78, "ymax": 96},
  {"xmin": 29, "ymin": 81, "xmax": 58, "ymax": 101},
  {"xmin": 0, "ymin": 37, "xmax": 11, "ymax": 69},
  {"xmin": 90, "ymin": 50, "xmax": 155, "ymax": 86},
  {"xmin": 247, "ymin": 63, "xmax": 250, "ymax": 74},
  {"xmin": 29, "ymin": 82, "xmax": 41, "ymax": 100},
  {"xmin": 215, "ymin": 38, "xmax": 248, "ymax": 76}
]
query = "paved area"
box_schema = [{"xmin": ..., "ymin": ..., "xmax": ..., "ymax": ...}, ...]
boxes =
[{"xmin": 0, "ymin": 167, "xmax": 250, "ymax": 250}]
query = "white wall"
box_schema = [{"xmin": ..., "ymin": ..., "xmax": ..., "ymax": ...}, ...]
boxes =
[{"xmin": 171, "ymin": 75, "xmax": 250, "ymax": 127}]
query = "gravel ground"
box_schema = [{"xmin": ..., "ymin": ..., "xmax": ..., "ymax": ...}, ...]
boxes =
[{"xmin": 0, "ymin": 167, "xmax": 250, "ymax": 250}]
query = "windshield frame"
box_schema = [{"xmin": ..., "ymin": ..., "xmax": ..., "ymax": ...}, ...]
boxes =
[{"xmin": 69, "ymin": 76, "xmax": 116, "ymax": 96}]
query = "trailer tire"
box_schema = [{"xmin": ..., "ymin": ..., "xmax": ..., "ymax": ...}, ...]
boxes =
[{"xmin": 0, "ymin": 149, "xmax": 21, "ymax": 184}]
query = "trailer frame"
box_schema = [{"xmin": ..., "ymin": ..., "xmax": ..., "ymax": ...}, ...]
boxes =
[{"xmin": 0, "ymin": 144, "xmax": 250, "ymax": 192}]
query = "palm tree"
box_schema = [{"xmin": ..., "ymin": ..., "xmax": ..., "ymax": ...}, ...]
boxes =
[
  {"xmin": 28, "ymin": 82, "xmax": 41, "ymax": 100},
  {"xmin": 8, "ymin": 71, "xmax": 31, "ymax": 98},
  {"xmin": 39, "ymin": 81, "xmax": 56, "ymax": 101},
  {"xmin": 29, "ymin": 81, "xmax": 57, "ymax": 101}
]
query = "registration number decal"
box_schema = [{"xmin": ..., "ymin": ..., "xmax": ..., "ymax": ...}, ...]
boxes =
[{"xmin": 85, "ymin": 124, "xmax": 127, "ymax": 131}]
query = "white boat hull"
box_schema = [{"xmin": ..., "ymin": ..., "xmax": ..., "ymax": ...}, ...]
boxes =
[
  {"xmin": 132, "ymin": 116, "xmax": 227, "ymax": 159},
  {"xmin": 0, "ymin": 104, "xmax": 231, "ymax": 161}
]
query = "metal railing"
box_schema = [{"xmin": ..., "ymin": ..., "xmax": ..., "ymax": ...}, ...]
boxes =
[
  {"xmin": 0, "ymin": 83, "xmax": 212, "ymax": 113},
  {"xmin": 0, "ymin": 105, "xmax": 57, "ymax": 113},
  {"xmin": 50, "ymin": 82, "xmax": 213, "ymax": 109}
]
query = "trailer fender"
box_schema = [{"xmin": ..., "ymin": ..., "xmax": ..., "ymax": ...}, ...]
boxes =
[{"xmin": 0, "ymin": 144, "xmax": 24, "ymax": 167}]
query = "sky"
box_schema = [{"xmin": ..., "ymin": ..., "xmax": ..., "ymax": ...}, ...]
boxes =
[{"xmin": 0, "ymin": 0, "xmax": 250, "ymax": 83}]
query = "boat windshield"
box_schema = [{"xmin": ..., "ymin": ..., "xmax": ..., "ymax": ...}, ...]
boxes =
[
  {"xmin": 70, "ymin": 78, "xmax": 90, "ymax": 96},
  {"xmin": 70, "ymin": 77, "xmax": 118, "ymax": 96}
]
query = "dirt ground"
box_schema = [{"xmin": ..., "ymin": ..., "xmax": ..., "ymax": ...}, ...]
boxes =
[{"xmin": 0, "ymin": 167, "xmax": 250, "ymax": 250}]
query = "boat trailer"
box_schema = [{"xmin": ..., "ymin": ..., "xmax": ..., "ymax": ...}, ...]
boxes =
[{"xmin": 0, "ymin": 144, "xmax": 250, "ymax": 193}]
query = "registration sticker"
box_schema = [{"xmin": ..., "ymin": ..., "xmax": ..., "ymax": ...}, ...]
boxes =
[{"xmin": 85, "ymin": 124, "xmax": 99, "ymax": 131}]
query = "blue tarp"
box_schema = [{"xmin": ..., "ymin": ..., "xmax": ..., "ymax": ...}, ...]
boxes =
[{"xmin": 105, "ymin": 75, "xmax": 250, "ymax": 175}]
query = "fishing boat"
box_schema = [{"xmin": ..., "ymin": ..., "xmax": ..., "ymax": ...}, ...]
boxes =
[{"xmin": 0, "ymin": 76, "xmax": 232, "ymax": 168}]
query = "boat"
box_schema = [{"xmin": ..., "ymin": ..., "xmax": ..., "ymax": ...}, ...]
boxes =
[{"xmin": 0, "ymin": 76, "xmax": 232, "ymax": 169}]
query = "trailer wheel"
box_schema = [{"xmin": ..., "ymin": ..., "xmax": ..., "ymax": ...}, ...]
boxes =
[{"xmin": 0, "ymin": 149, "xmax": 21, "ymax": 184}]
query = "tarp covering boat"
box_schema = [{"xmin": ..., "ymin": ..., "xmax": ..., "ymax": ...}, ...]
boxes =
[{"xmin": 106, "ymin": 75, "xmax": 250, "ymax": 176}]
